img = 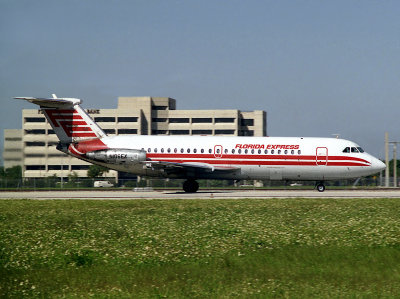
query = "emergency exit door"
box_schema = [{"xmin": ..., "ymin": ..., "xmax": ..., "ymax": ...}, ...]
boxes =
[{"xmin": 316, "ymin": 147, "xmax": 328, "ymax": 166}]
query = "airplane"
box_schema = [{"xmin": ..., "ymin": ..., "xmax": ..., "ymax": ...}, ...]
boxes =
[{"xmin": 15, "ymin": 95, "xmax": 386, "ymax": 193}]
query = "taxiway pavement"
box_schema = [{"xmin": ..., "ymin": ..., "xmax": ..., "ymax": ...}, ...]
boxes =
[{"xmin": 1, "ymin": 189, "xmax": 400, "ymax": 200}]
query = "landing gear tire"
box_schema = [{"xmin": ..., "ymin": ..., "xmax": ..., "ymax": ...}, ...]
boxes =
[
  {"xmin": 316, "ymin": 183, "xmax": 325, "ymax": 192},
  {"xmin": 183, "ymin": 179, "xmax": 199, "ymax": 193}
]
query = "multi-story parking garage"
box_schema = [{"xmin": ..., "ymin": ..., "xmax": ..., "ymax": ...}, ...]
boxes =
[{"xmin": 3, "ymin": 96, "xmax": 267, "ymax": 179}]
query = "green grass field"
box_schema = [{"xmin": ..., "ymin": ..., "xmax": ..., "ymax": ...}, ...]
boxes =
[{"xmin": 1, "ymin": 198, "xmax": 400, "ymax": 298}]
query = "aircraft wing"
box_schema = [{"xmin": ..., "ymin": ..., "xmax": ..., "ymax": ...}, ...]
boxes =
[{"xmin": 142, "ymin": 160, "xmax": 240, "ymax": 176}]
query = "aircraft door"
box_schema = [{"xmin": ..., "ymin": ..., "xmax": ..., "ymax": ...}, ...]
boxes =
[
  {"xmin": 214, "ymin": 145, "xmax": 223, "ymax": 158},
  {"xmin": 316, "ymin": 147, "xmax": 328, "ymax": 166}
]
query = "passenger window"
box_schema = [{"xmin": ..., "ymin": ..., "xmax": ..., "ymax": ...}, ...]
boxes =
[
  {"xmin": 251, "ymin": 149, "xmax": 255, "ymax": 154},
  {"xmin": 161, "ymin": 148, "xmax": 164, "ymax": 153},
  {"xmin": 174, "ymin": 148, "xmax": 177, "ymax": 153},
  {"xmin": 284, "ymin": 150, "xmax": 288, "ymax": 154},
  {"xmin": 201, "ymin": 149, "xmax": 204, "ymax": 153},
  {"xmin": 154, "ymin": 148, "xmax": 158, "ymax": 153},
  {"xmin": 232, "ymin": 149, "xmax": 235, "ymax": 154},
  {"xmin": 258, "ymin": 149, "xmax": 261, "ymax": 154},
  {"xmin": 343, "ymin": 147, "xmax": 350, "ymax": 153},
  {"xmin": 264, "ymin": 149, "xmax": 268, "ymax": 154},
  {"xmin": 244, "ymin": 149, "xmax": 248, "ymax": 154},
  {"xmin": 291, "ymin": 150, "xmax": 294, "ymax": 154},
  {"xmin": 238, "ymin": 149, "xmax": 242, "ymax": 154},
  {"xmin": 224, "ymin": 149, "xmax": 228, "ymax": 154},
  {"xmin": 298, "ymin": 150, "xmax": 301, "ymax": 155},
  {"xmin": 278, "ymin": 150, "xmax": 281, "ymax": 154},
  {"xmin": 181, "ymin": 148, "xmax": 184, "ymax": 153},
  {"xmin": 194, "ymin": 149, "xmax": 197, "ymax": 153},
  {"xmin": 148, "ymin": 148, "xmax": 151, "ymax": 153},
  {"xmin": 271, "ymin": 150, "xmax": 275, "ymax": 154},
  {"xmin": 167, "ymin": 148, "xmax": 171, "ymax": 153},
  {"xmin": 209, "ymin": 149, "xmax": 212, "ymax": 154},
  {"xmin": 187, "ymin": 148, "xmax": 190, "ymax": 153}
]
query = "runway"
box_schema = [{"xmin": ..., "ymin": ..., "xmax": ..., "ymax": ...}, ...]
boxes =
[{"xmin": 1, "ymin": 189, "xmax": 400, "ymax": 199}]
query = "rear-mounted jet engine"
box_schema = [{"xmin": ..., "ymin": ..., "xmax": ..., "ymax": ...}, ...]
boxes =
[{"xmin": 85, "ymin": 149, "xmax": 146, "ymax": 165}]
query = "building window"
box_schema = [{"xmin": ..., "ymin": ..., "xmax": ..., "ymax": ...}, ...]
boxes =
[
  {"xmin": 48, "ymin": 142, "xmax": 59, "ymax": 147},
  {"xmin": 118, "ymin": 129, "xmax": 137, "ymax": 134},
  {"xmin": 25, "ymin": 117, "xmax": 45, "ymax": 123},
  {"xmin": 241, "ymin": 119, "xmax": 254, "ymax": 126},
  {"xmin": 118, "ymin": 117, "xmax": 138, "ymax": 122},
  {"xmin": 152, "ymin": 106, "xmax": 168, "ymax": 110},
  {"xmin": 152, "ymin": 118, "xmax": 167, "ymax": 122},
  {"xmin": 152, "ymin": 130, "xmax": 168, "ymax": 135},
  {"xmin": 170, "ymin": 130, "xmax": 189, "ymax": 135},
  {"xmin": 71, "ymin": 165, "xmax": 90, "ymax": 170},
  {"xmin": 104, "ymin": 129, "xmax": 115, "ymax": 134},
  {"xmin": 25, "ymin": 154, "xmax": 45, "ymax": 157},
  {"xmin": 5, "ymin": 137, "xmax": 21, "ymax": 141},
  {"xmin": 192, "ymin": 118, "xmax": 212, "ymax": 123},
  {"xmin": 169, "ymin": 118, "xmax": 189, "ymax": 123},
  {"xmin": 48, "ymin": 130, "xmax": 55, "ymax": 134},
  {"xmin": 25, "ymin": 142, "xmax": 45, "ymax": 147},
  {"xmin": 215, "ymin": 118, "xmax": 235, "ymax": 123},
  {"xmin": 48, "ymin": 153, "xmax": 66, "ymax": 157},
  {"xmin": 25, "ymin": 129, "xmax": 46, "ymax": 135},
  {"xmin": 192, "ymin": 130, "xmax": 212, "ymax": 135},
  {"xmin": 94, "ymin": 117, "xmax": 115, "ymax": 122},
  {"xmin": 240, "ymin": 130, "xmax": 254, "ymax": 136},
  {"xmin": 215, "ymin": 130, "xmax": 235, "ymax": 135},
  {"xmin": 26, "ymin": 165, "xmax": 45, "ymax": 170},
  {"xmin": 48, "ymin": 165, "xmax": 62, "ymax": 170}
]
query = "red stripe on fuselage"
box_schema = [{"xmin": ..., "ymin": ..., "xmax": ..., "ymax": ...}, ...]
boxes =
[{"xmin": 145, "ymin": 153, "xmax": 370, "ymax": 167}]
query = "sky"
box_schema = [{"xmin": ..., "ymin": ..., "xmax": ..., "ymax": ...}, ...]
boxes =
[{"xmin": 1, "ymin": 0, "xmax": 399, "ymax": 161}]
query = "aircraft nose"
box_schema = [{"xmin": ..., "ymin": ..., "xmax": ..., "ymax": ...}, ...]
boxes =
[{"xmin": 371, "ymin": 158, "xmax": 386, "ymax": 172}]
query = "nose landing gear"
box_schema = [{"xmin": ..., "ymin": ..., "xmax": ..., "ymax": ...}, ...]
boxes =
[
  {"xmin": 183, "ymin": 179, "xmax": 199, "ymax": 193},
  {"xmin": 316, "ymin": 182, "xmax": 326, "ymax": 192}
]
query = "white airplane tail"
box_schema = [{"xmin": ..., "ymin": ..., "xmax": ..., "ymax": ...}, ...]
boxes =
[{"xmin": 15, "ymin": 94, "xmax": 106, "ymax": 144}]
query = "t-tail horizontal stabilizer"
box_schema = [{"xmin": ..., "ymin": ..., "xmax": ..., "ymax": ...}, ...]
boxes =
[{"xmin": 14, "ymin": 94, "xmax": 105, "ymax": 143}]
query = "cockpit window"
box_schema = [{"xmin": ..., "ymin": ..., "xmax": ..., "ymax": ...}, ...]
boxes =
[
  {"xmin": 351, "ymin": 147, "xmax": 359, "ymax": 153},
  {"xmin": 343, "ymin": 147, "xmax": 350, "ymax": 153},
  {"xmin": 357, "ymin": 147, "xmax": 364, "ymax": 153}
]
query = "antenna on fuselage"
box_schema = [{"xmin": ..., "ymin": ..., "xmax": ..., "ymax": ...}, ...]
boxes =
[{"xmin": 332, "ymin": 134, "xmax": 340, "ymax": 139}]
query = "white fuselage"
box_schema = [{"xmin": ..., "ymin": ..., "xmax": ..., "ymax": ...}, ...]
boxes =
[{"xmin": 77, "ymin": 135, "xmax": 385, "ymax": 181}]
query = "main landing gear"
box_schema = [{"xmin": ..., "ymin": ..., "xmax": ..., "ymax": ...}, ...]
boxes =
[
  {"xmin": 183, "ymin": 179, "xmax": 199, "ymax": 193},
  {"xmin": 316, "ymin": 182, "xmax": 326, "ymax": 192}
]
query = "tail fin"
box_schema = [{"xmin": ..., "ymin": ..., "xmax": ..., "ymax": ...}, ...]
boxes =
[{"xmin": 15, "ymin": 95, "xmax": 106, "ymax": 143}]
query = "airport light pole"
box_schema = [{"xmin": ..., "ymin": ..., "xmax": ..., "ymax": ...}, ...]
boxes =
[
  {"xmin": 390, "ymin": 141, "xmax": 398, "ymax": 187},
  {"xmin": 385, "ymin": 132, "xmax": 389, "ymax": 187},
  {"xmin": 385, "ymin": 132, "xmax": 399, "ymax": 188}
]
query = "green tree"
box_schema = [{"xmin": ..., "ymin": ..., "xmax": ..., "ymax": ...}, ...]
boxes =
[
  {"xmin": 4, "ymin": 165, "xmax": 22, "ymax": 179},
  {"xmin": 87, "ymin": 165, "xmax": 109, "ymax": 178}
]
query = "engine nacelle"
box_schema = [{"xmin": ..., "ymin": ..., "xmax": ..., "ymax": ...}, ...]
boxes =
[{"xmin": 85, "ymin": 149, "xmax": 146, "ymax": 165}]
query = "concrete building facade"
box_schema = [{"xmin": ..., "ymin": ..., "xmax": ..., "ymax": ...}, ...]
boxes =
[{"xmin": 3, "ymin": 97, "xmax": 267, "ymax": 179}]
